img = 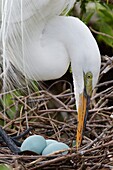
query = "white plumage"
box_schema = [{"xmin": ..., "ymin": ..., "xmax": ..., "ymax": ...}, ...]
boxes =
[
  {"xmin": 0, "ymin": 0, "xmax": 76, "ymax": 80},
  {"xmin": 0, "ymin": 0, "xmax": 101, "ymax": 148}
]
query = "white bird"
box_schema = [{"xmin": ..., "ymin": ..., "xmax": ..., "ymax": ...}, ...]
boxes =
[{"xmin": 0, "ymin": 0, "xmax": 101, "ymax": 149}]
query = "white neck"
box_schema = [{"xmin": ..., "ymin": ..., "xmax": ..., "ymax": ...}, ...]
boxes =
[{"xmin": 44, "ymin": 16, "xmax": 100, "ymax": 109}]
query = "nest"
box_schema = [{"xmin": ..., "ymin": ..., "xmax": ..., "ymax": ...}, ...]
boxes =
[{"xmin": 0, "ymin": 55, "xmax": 113, "ymax": 170}]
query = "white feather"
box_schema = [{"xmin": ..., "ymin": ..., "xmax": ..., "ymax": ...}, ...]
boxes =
[
  {"xmin": 0, "ymin": 0, "xmax": 75, "ymax": 23},
  {"xmin": 0, "ymin": 0, "xmax": 101, "ymax": 110}
]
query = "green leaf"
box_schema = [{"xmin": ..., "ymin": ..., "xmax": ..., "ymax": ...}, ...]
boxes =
[
  {"xmin": 97, "ymin": 22, "xmax": 113, "ymax": 47},
  {"xmin": 82, "ymin": 11, "xmax": 94, "ymax": 24},
  {"xmin": 0, "ymin": 165, "xmax": 12, "ymax": 170},
  {"xmin": 1, "ymin": 90, "xmax": 22, "ymax": 119}
]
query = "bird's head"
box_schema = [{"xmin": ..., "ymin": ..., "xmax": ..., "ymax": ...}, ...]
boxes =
[
  {"xmin": 76, "ymin": 71, "xmax": 92, "ymax": 148},
  {"xmin": 72, "ymin": 48, "xmax": 101, "ymax": 149}
]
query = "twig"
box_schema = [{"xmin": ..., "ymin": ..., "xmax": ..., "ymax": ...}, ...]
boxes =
[
  {"xmin": 0, "ymin": 126, "xmax": 20, "ymax": 154},
  {"xmin": 90, "ymin": 27, "xmax": 113, "ymax": 40}
]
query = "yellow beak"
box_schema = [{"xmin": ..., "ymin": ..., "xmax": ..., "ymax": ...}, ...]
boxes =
[
  {"xmin": 76, "ymin": 92, "xmax": 88, "ymax": 149},
  {"xmin": 76, "ymin": 71, "xmax": 92, "ymax": 149}
]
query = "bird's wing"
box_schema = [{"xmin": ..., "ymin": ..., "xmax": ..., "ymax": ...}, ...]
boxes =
[
  {"xmin": 0, "ymin": 0, "xmax": 76, "ymax": 38},
  {"xmin": 0, "ymin": 0, "xmax": 76, "ymax": 44},
  {"xmin": 1, "ymin": 0, "xmax": 76, "ymax": 23},
  {"xmin": 0, "ymin": 0, "xmax": 75, "ymax": 84}
]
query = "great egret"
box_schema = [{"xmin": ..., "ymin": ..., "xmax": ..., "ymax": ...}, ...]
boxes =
[{"xmin": 0, "ymin": 0, "xmax": 101, "ymax": 149}]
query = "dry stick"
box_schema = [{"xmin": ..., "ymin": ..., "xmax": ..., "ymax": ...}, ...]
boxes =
[
  {"xmin": 102, "ymin": 133, "xmax": 113, "ymax": 141},
  {"xmin": 47, "ymin": 80, "xmax": 72, "ymax": 92},
  {"xmin": 3, "ymin": 114, "xmax": 76, "ymax": 130},
  {"xmin": 26, "ymin": 91, "xmax": 73, "ymax": 103},
  {"xmin": 14, "ymin": 94, "xmax": 37, "ymax": 114},
  {"xmin": 82, "ymin": 152, "xmax": 113, "ymax": 159},
  {"xmin": 80, "ymin": 140, "xmax": 113, "ymax": 155},
  {"xmin": 12, "ymin": 127, "xmax": 34, "ymax": 140},
  {"xmin": 14, "ymin": 92, "xmax": 76, "ymax": 117},
  {"xmin": 98, "ymin": 112, "xmax": 112, "ymax": 118},
  {"xmin": 98, "ymin": 99, "xmax": 108, "ymax": 108},
  {"xmin": 26, "ymin": 148, "xmax": 71, "ymax": 167},
  {"xmin": 48, "ymin": 114, "xmax": 61, "ymax": 140},
  {"xmin": 37, "ymin": 108, "xmax": 76, "ymax": 113},
  {"xmin": 0, "ymin": 126, "xmax": 20, "ymax": 154},
  {"xmin": 42, "ymin": 90, "xmax": 69, "ymax": 109},
  {"xmin": 92, "ymin": 86, "xmax": 113, "ymax": 100},
  {"xmin": 81, "ymin": 126, "xmax": 113, "ymax": 151},
  {"xmin": 87, "ymin": 124, "xmax": 111, "ymax": 128},
  {"xmin": 0, "ymin": 111, "xmax": 10, "ymax": 122},
  {"xmin": 28, "ymin": 153, "xmax": 77, "ymax": 169},
  {"xmin": 85, "ymin": 163, "xmax": 113, "ymax": 169},
  {"xmin": 94, "ymin": 97, "xmax": 105, "ymax": 109},
  {"xmin": 0, "ymin": 154, "xmax": 41, "ymax": 160},
  {"xmin": 24, "ymin": 97, "xmax": 29, "ymax": 128},
  {"xmin": 100, "ymin": 56, "xmax": 113, "ymax": 75},
  {"xmin": 90, "ymin": 119, "xmax": 110, "ymax": 123},
  {"xmin": 96, "ymin": 80, "xmax": 113, "ymax": 88},
  {"xmin": 18, "ymin": 106, "xmax": 24, "ymax": 135},
  {"xmin": 9, "ymin": 129, "xmax": 33, "ymax": 147},
  {"xmin": 89, "ymin": 106, "xmax": 113, "ymax": 113}
]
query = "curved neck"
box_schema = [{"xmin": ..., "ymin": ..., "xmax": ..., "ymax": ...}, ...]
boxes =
[{"xmin": 44, "ymin": 16, "xmax": 100, "ymax": 109}]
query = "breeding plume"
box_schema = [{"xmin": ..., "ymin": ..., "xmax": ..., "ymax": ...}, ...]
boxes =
[{"xmin": 0, "ymin": 0, "xmax": 101, "ymax": 149}]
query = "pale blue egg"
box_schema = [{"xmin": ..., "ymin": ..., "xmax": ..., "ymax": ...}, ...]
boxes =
[
  {"xmin": 46, "ymin": 139, "xmax": 58, "ymax": 146},
  {"xmin": 20, "ymin": 135, "xmax": 47, "ymax": 154},
  {"xmin": 42, "ymin": 142, "xmax": 69, "ymax": 155}
]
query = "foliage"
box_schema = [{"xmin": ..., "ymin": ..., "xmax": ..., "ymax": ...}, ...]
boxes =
[
  {"xmin": 0, "ymin": 165, "xmax": 11, "ymax": 170},
  {"xmin": 1, "ymin": 90, "xmax": 22, "ymax": 120},
  {"xmin": 95, "ymin": 3, "xmax": 113, "ymax": 47},
  {"xmin": 74, "ymin": 0, "xmax": 113, "ymax": 47}
]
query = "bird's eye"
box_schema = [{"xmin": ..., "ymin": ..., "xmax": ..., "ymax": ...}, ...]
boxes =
[{"xmin": 86, "ymin": 72, "xmax": 93, "ymax": 79}]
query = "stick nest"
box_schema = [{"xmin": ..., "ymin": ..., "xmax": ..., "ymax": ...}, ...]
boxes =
[{"xmin": 0, "ymin": 55, "xmax": 113, "ymax": 170}]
